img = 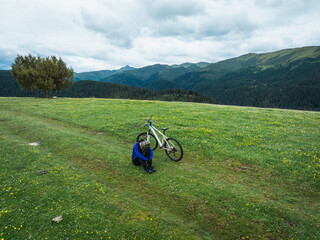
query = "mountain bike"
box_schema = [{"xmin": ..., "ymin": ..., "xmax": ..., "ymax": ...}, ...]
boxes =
[{"xmin": 136, "ymin": 116, "xmax": 183, "ymax": 161}]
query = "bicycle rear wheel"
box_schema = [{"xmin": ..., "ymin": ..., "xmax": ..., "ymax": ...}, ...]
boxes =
[
  {"xmin": 136, "ymin": 132, "xmax": 158, "ymax": 150},
  {"xmin": 164, "ymin": 137, "xmax": 183, "ymax": 161}
]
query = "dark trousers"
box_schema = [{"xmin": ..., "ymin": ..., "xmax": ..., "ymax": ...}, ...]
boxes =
[{"xmin": 132, "ymin": 152, "xmax": 152, "ymax": 169}]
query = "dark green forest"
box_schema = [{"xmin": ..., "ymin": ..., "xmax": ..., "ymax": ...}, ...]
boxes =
[
  {"xmin": 194, "ymin": 56, "xmax": 320, "ymax": 110},
  {"xmin": 0, "ymin": 70, "xmax": 217, "ymax": 104}
]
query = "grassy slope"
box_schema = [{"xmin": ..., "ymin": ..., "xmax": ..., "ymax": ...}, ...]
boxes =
[
  {"xmin": 200, "ymin": 46, "xmax": 320, "ymax": 73},
  {"xmin": 1, "ymin": 97, "xmax": 320, "ymax": 239},
  {"xmin": 173, "ymin": 46, "xmax": 320, "ymax": 89}
]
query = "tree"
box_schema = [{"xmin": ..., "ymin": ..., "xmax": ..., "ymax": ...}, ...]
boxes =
[{"xmin": 11, "ymin": 54, "xmax": 74, "ymax": 98}]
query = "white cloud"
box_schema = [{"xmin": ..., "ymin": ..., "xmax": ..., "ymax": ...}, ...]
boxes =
[
  {"xmin": 145, "ymin": 0, "xmax": 205, "ymax": 20},
  {"xmin": 0, "ymin": 0, "xmax": 319, "ymax": 72}
]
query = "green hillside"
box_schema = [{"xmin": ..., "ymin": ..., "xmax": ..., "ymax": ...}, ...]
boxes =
[
  {"xmin": 172, "ymin": 46, "xmax": 320, "ymax": 110},
  {"xmin": 173, "ymin": 46, "xmax": 320, "ymax": 89},
  {"xmin": 97, "ymin": 46, "xmax": 320, "ymax": 91},
  {"xmin": 200, "ymin": 46, "xmax": 320, "ymax": 74},
  {"xmin": 94, "ymin": 46, "xmax": 320, "ymax": 110},
  {"xmin": 1, "ymin": 97, "xmax": 320, "ymax": 239},
  {"xmin": 195, "ymin": 56, "xmax": 320, "ymax": 110}
]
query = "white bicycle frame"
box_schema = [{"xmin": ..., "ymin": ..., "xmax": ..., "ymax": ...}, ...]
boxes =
[{"xmin": 147, "ymin": 124, "xmax": 172, "ymax": 150}]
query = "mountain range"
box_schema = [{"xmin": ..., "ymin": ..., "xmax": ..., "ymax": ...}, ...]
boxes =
[
  {"xmin": 1, "ymin": 46, "xmax": 320, "ymax": 110},
  {"xmin": 78, "ymin": 46, "xmax": 319, "ymax": 110}
]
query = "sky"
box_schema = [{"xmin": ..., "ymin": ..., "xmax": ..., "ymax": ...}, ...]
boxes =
[{"xmin": 1, "ymin": 0, "xmax": 320, "ymax": 73}]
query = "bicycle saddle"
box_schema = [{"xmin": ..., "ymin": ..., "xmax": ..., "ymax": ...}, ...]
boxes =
[{"xmin": 162, "ymin": 127, "xmax": 169, "ymax": 133}]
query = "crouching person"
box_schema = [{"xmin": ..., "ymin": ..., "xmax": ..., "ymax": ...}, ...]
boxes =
[{"xmin": 132, "ymin": 140, "xmax": 155, "ymax": 173}]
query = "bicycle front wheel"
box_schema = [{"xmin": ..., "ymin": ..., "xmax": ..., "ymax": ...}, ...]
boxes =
[
  {"xmin": 164, "ymin": 137, "xmax": 183, "ymax": 161},
  {"xmin": 136, "ymin": 132, "xmax": 158, "ymax": 150}
]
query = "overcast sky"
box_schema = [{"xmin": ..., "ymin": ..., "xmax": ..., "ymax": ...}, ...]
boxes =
[{"xmin": 1, "ymin": 0, "xmax": 320, "ymax": 72}]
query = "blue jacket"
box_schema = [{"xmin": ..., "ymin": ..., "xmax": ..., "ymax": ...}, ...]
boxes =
[{"xmin": 132, "ymin": 142, "xmax": 153, "ymax": 161}]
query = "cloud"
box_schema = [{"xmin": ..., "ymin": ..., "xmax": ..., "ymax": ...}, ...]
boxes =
[
  {"xmin": 146, "ymin": 0, "xmax": 204, "ymax": 20},
  {"xmin": 0, "ymin": 0, "xmax": 320, "ymax": 72},
  {"xmin": 79, "ymin": 1, "xmax": 140, "ymax": 48}
]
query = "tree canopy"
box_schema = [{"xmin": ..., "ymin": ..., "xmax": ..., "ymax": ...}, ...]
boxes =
[{"xmin": 11, "ymin": 54, "xmax": 74, "ymax": 98}]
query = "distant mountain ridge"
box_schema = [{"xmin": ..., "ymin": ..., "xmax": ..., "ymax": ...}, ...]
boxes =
[
  {"xmin": 99, "ymin": 62, "xmax": 210, "ymax": 90},
  {"xmin": 74, "ymin": 62, "xmax": 210, "ymax": 89},
  {"xmin": 74, "ymin": 65, "xmax": 136, "ymax": 81}
]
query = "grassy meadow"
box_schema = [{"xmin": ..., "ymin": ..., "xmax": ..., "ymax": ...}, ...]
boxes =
[{"xmin": 0, "ymin": 97, "xmax": 320, "ymax": 239}]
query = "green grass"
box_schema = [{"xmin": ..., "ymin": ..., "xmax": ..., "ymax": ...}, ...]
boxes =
[{"xmin": 1, "ymin": 97, "xmax": 320, "ymax": 239}]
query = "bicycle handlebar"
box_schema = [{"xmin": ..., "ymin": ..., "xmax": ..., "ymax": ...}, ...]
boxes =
[{"xmin": 144, "ymin": 116, "xmax": 152, "ymax": 127}]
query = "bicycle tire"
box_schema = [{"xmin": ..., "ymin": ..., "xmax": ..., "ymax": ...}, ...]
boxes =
[
  {"xmin": 136, "ymin": 132, "xmax": 158, "ymax": 150},
  {"xmin": 164, "ymin": 137, "xmax": 183, "ymax": 161}
]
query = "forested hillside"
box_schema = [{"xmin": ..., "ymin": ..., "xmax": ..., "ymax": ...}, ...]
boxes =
[
  {"xmin": 194, "ymin": 56, "xmax": 320, "ymax": 110},
  {"xmin": 0, "ymin": 70, "xmax": 217, "ymax": 104},
  {"xmin": 174, "ymin": 46, "xmax": 320, "ymax": 89},
  {"xmin": 1, "ymin": 46, "xmax": 320, "ymax": 110},
  {"xmin": 99, "ymin": 46, "xmax": 320, "ymax": 110}
]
